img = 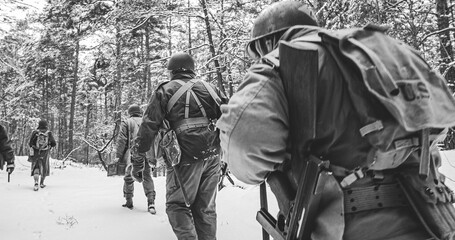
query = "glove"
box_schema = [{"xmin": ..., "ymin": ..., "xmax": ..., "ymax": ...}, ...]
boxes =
[
  {"xmin": 6, "ymin": 163, "xmax": 14, "ymax": 174},
  {"xmin": 150, "ymin": 163, "xmax": 156, "ymax": 172},
  {"xmin": 131, "ymin": 152, "xmax": 146, "ymax": 183}
]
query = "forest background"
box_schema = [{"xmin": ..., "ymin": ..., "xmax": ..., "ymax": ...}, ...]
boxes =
[{"xmin": 1, "ymin": 0, "xmax": 455, "ymax": 166}]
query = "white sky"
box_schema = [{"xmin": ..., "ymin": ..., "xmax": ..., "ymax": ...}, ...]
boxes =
[{"xmin": 0, "ymin": 0, "xmax": 46, "ymax": 36}]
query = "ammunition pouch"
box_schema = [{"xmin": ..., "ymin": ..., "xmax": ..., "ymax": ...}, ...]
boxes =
[
  {"xmin": 159, "ymin": 129, "xmax": 181, "ymax": 167},
  {"xmin": 107, "ymin": 162, "xmax": 126, "ymax": 176},
  {"xmin": 397, "ymin": 169, "xmax": 455, "ymax": 240}
]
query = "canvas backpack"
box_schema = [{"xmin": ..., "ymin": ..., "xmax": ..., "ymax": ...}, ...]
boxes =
[
  {"xmin": 158, "ymin": 79, "xmax": 222, "ymax": 165},
  {"xmin": 265, "ymin": 24, "xmax": 455, "ymax": 179},
  {"xmin": 35, "ymin": 131, "xmax": 50, "ymax": 151},
  {"xmin": 264, "ymin": 23, "xmax": 455, "ymax": 239}
]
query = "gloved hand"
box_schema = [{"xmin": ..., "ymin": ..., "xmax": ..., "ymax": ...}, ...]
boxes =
[
  {"xmin": 131, "ymin": 152, "xmax": 146, "ymax": 183},
  {"xmin": 6, "ymin": 163, "xmax": 15, "ymax": 174}
]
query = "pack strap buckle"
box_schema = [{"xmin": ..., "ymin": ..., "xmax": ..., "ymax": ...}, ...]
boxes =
[{"xmin": 340, "ymin": 167, "xmax": 365, "ymax": 188}]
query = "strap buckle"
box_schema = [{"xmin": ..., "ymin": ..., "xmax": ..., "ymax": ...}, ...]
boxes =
[
  {"xmin": 207, "ymin": 119, "xmax": 217, "ymax": 132},
  {"xmin": 340, "ymin": 167, "xmax": 365, "ymax": 188}
]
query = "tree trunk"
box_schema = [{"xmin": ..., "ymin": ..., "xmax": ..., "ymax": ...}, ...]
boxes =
[
  {"xmin": 145, "ymin": 24, "xmax": 152, "ymax": 101},
  {"xmin": 68, "ymin": 37, "xmax": 80, "ymax": 153},
  {"xmin": 168, "ymin": 13, "xmax": 172, "ymax": 56},
  {"xmin": 114, "ymin": 25, "xmax": 123, "ymax": 122},
  {"xmin": 199, "ymin": 0, "xmax": 226, "ymax": 94},
  {"xmin": 436, "ymin": 0, "xmax": 455, "ymax": 90},
  {"xmin": 188, "ymin": 0, "xmax": 192, "ymax": 54},
  {"xmin": 84, "ymin": 102, "xmax": 91, "ymax": 165}
]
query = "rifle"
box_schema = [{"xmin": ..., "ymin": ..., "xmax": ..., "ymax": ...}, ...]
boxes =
[
  {"xmin": 257, "ymin": 42, "xmax": 325, "ymax": 239},
  {"xmin": 171, "ymin": 164, "xmax": 191, "ymax": 207},
  {"xmin": 257, "ymin": 157, "xmax": 330, "ymax": 240}
]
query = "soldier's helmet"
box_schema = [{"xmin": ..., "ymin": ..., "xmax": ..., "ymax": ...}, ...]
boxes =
[
  {"xmin": 246, "ymin": 1, "xmax": 318, "ymax": 59},
  {"xmin": 167, "ymin": 52, "xmax": 195, "ymax": 72},
  {"xmin": 128, "ymin": 104, "xmax": 142, "ymax": 117}
]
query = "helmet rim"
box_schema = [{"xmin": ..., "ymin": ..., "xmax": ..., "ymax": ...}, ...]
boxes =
[{"xmin": 246, "ymin": 1, "xmax": 317, "ymax": 59}]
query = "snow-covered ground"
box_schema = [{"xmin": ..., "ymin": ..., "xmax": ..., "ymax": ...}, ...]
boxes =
[
  {"xmin": 0, "ymin": 156, "xmax": 276, "ymax": 240},
  {"xmin": 1, "ymin": 150, "xmax": 455, "ymax": 240}
]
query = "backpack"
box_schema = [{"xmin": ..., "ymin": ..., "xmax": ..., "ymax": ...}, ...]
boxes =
[
  {"xmin": 265, "ymin": 23, "xmax": 455, "ymax": 239},
  {"xmin": 35, "ymin": 131, "xmax": 50, "ymax": 151},
  {"xmin": 265, "ymin": 24, "xmax": 455, "ymax": 178},
  {"xmin": 159, "ymin": 79, "xmax": 222, "ymax": 165}
]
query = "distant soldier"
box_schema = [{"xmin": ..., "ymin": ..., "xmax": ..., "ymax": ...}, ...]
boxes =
[
  {"xmin": 0, "ymin": 124, "xmax": 15, "ymax": 178},
  {"xmin": 29, "ymin": 120, "xmax": 56, "ymax": 191},
  {"xmin": 115, "ymin": 104, "xmax": 156, "ymax": 214}
]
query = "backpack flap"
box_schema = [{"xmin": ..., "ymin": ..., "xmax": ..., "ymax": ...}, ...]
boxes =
[{"xmin": 321, "ymin": 26, "xmax": 455, "ymax": 131}]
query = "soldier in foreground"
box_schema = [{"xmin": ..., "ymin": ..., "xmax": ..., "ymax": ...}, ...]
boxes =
[{"xmin": 217, "ymin": 1, "xmax": 455, "ymax": 239}]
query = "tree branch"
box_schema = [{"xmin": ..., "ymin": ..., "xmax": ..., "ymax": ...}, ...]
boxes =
[{"xmin": 420, "ymin": 27, "xmax": 455, "ymax": 44}]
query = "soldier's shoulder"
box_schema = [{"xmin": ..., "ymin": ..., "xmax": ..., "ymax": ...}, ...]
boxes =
[{"xmin": 157, "ymin": 80, "xmax": 170, "ymax": 89}]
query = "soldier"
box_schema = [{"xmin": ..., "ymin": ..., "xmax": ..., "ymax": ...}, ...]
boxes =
[
  {"xmin": 217, "ymin": 1, "xmax": 454, "ymax": 239},
  {"xmin": 115, "ymin": 104, "xmax": 156, "ymax": 214},
  {"xmin": 29, "ymin": 120, "xmax": 56, "ymax": 191},
  {"xmin": 0, "ymin": 124, "xmax": 15, "ymax": 178},
  {"xmin": 131, "ymin": 52, "xmax": 227, "ymax": 240}
]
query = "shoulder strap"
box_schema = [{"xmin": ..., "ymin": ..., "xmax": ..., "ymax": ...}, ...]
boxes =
[
  {"xmin": 200, "ymin": 81, "xmax": 222, "ymax": 106},
  {"xmin": 166, "ymin": 79, "xmax": 198, "ymax": 113}
]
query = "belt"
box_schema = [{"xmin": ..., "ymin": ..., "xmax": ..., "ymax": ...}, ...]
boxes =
[
  {"xmin": 343, "ymin": 182, "xmax": 408, "ymax": 214},
  {"xmin": 173, "ymin": 117, "xmax": 209, "ymax": 134}
]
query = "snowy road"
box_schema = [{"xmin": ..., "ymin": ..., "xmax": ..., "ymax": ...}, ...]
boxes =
[
  {"xmin": 0, "ymin": 156, "xmax": 267, "ymax": 240},
  {"xmin": 1, "ymin": 151, "xmax": 454, "ymax": 240}
]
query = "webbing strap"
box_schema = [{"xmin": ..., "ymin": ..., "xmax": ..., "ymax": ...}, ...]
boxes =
[
  {"xmin": 167, "ymin": 79, "xmax": 198, "ymax": 113},
  {"xmin": 419, "ymin": 128, "xmax": 431, "ymax": 178},
  {"xmin": 200, "ymin": 81, "xmax": 222, "ymax": 106},
  {"xmin": 359, "ymin": 120, "xmax": 384, "ymax": 137},
  {"xmin": 343, "ymin": 182, "xmax": 408, "ymax": 214},
  {"xmin": 174, "ymin": 117, "xmax": 209, "ymax": 134},
  {"xmin": 190, "ymin": 90, "xmax": 207, "ymax": 118},
  {"xmin": 184, "ymin": 90, "xmax": 191, "ymax": 118}
]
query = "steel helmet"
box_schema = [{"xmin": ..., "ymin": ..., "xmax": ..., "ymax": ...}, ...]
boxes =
[
  {"xmin": 167, "ymin": 52, "xmax": 195, "ymax": 71},
  {"xmin": 127, "ymin": 104, "xmax": 142, "ymax": 117},
  {"xmin": 246, "ymin": 1, "xmax": 318, "ymax": 59}
]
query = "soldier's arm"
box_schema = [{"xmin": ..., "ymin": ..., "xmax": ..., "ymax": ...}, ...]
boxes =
[
  {"xmin": 115, "ymin": 120, "xmax": 129, "ymax": 159},
  {"xmin": 0, "ymin": 125, "xmax": 15, "ymax": 165},
  {"xmin": 217, "ymin": 65, "xmax": 290, "ymax": 185},
  {"xmin": 48, "ymin": 132, "xmax": 57, "ymax": 148},
  {"xmin": 29, "ymin": 130, "xmax": 37, "ymax": 147},
  {"xmin": 136, "ymin": 88, "xmax": 167, "ymax": 154}
]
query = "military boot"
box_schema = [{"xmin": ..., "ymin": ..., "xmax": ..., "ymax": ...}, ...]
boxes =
[{"xmin": 122, "ymin": 198, "xmax": 133, "ymax": 210}]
